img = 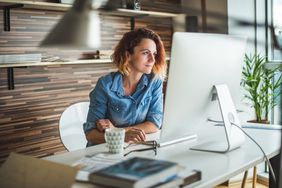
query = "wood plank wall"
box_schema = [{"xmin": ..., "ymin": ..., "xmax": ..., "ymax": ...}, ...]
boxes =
[{"xmin": 0, "ymin": 0, "xmax": 180, "ymax": 164}]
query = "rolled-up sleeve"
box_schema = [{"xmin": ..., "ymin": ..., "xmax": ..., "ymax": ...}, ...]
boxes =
[
  {"xmin": 83, "ymin": 78, "xmax": 108, "ymax": 134},
  {"xmin": 145, "ymin": 79, "xmax": 163, "ymax": 129}
]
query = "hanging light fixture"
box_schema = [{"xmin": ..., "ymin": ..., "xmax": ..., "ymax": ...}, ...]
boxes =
[{"xmin": 40, "ymin": 0, "xmax": 104, "ymax": 49}]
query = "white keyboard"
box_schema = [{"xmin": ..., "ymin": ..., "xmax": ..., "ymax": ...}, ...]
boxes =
[{"xmin": 242, "ymin": 123, "xmax": 282, "ymax": 130}]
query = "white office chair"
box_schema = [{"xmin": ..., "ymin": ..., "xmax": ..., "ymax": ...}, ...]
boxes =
[{"xmin": 59, "ymin": 102, "xmax": 89, "ymax": 151}]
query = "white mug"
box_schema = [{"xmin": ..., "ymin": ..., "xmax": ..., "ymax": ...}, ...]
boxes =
[{"xmin": 104, "ymin": 128, "xmax": 125, "ymax": 154}]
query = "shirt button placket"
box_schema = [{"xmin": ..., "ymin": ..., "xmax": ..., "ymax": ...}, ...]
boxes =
[{"xmin": 131, "ymin": 99, "xmax": 137, "ymax": 125}]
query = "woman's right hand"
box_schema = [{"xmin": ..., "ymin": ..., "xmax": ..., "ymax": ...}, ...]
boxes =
[
  {"xmin": 125, "ymin": 128, "xmax": 146, "ymax": 143},
  {"xmin": 96, "ymin": 119, "xmax": 115, "ymax": 132}
]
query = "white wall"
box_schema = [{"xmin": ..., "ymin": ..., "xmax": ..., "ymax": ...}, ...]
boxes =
[
  {"xmin": 228, "ymin": 0, "xmax": 270, "ymax": 177},
  {"xmin": 228, "ymin": 0, "xmax": 256, "ymax": 53},
  {"xmin": 227, "ymin": 0, "xmax": 256, "ymax": 122},
  {"xmin": 228, "ymin": 0, "xmax": 267, "ymax": 55}
]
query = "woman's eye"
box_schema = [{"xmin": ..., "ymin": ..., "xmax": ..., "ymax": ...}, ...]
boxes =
[{"xmin": 143, "ymin": 51, "xmax": 149, "ymax": 55}]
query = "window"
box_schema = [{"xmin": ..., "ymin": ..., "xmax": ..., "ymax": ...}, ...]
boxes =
[
  {"xmin": 273, "ymin": 0, "xmax": 282, "ymax": 60},
  {"xmin": 271, "ymin": 0, "xmax": 282, "ymax": 124}
]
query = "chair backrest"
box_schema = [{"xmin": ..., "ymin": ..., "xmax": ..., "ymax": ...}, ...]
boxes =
[{"xmin": 59, "ymin": 102, "xmax": 89, "ymax": 151}]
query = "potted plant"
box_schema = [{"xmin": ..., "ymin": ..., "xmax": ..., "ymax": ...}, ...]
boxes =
[{"xmin": 241, "ymin": 54, "xmax": 282, "ymax": 123}]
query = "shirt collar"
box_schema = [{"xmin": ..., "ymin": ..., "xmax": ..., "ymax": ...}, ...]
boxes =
[
  {"xmin": 110, "ymin": 72, "xmax": 124, "ymax": 96},
  {"xmin": 110, "ymin": 72, "xmax": 151, "ymax": 96},
  {"xmin": 136, "ymin": 74, "xmax": 149, "ymax": 90}
]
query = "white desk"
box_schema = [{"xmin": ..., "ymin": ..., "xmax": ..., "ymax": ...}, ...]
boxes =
[{"xmin": 45, "ymin": 129, "xmax": 281, "ymax": 188}]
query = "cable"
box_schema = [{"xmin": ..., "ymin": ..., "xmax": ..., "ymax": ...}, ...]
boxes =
[
  {"xmin": 230, "ymin": 122, "xmax": 277, "ymax": 184},
  {"xmin": 208, "ymin": 118, "xmax": 277, "ymax": 184}
]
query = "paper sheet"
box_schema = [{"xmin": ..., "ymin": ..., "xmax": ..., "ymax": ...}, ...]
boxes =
[{"xmin": 73, "ymin": 153, "xmax": 124, "ymax": 182}]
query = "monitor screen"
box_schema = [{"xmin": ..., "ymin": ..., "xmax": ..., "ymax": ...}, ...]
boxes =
[{"xmin": 160, "ymin": 32, "xmax": 247, "ymax": 151}]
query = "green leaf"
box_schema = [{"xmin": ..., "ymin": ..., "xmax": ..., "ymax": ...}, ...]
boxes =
[{"xmin": 241, "ymin": 53, "xmax": 281, "ymax": 122}]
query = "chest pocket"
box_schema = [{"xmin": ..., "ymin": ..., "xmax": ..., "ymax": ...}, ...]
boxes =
[{"xmin": 109, "ymin": 100, "xmax": 126, "ymax": 113}]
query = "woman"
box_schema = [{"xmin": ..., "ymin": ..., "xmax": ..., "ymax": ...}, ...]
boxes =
[{"xmin": 83, "ymin": 28, "xmax": 167, "ymax": 146}]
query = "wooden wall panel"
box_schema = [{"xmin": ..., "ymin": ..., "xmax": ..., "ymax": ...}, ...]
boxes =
[
  {"xmin": 0, "ymin": 64, "xmax": 117, "ymax": 162},
  {"xmin": 142, "ymin": 0, "xmax": 181, "ymax": 13},
  {"xmin": 0, "ymin": 1, "xmax": 180, "ymax": 164},
  {"xmin": 0, "ymin": 9, "xmax": 131, "ymax": 59}
]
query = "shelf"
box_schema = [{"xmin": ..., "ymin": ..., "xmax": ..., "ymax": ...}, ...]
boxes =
[
  {"xmin": 103, "ymin": 8, "xmax": 179, "ymax": 18},
  {"xmin": 0, "ymin": 0, "xmax": 179, "ymax": 17},
  {"xmin": 1, "ymin": 57, "xmax": 170, "ymax": 90},
  {"xmin": 0, "ymin": 57, "xmax": 171, "ymax": 68},
  {"xmin": 0, "ymin": 0, "xmax": 71, "ymax": 11},
  {"xmin": 264, "ymin": 61, "xmax": 282, "ymax": 71},
  {"xmin": 0, "ymin": 59, "xmax": 112, "ymax": 68}
]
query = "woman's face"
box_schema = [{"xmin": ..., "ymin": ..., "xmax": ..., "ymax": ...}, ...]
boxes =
[{"xmin": 127, "ymin": 38, "xmax": 157, "ymax": 75}]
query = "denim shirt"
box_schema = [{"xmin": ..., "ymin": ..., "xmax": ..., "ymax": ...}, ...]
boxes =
[{"xmin": 83, "ymin": 72, "xmax": 164, "ymax": 146}]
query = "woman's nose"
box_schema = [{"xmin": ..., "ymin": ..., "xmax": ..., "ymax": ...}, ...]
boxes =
[{"xmin": 149, "ymin": 53, "xmax": 155, "ymax": 62}]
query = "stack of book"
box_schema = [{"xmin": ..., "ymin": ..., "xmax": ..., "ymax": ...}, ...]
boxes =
[{"xmin": 89, "ymin": 157, "xmax": 201, "ymax": 188}]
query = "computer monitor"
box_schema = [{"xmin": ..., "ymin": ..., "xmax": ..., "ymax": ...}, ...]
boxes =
[{"xmin": 160, "ymin": 32, "xmax": 247, "ymax": 153}]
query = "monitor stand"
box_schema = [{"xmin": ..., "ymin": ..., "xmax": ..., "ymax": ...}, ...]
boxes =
[{"xmin": 190, "ymin": 84, "xmax": 245, "ymax": 153}]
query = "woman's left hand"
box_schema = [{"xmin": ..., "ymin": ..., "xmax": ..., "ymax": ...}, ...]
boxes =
[
  {"xmin": 125, "ymin": 128, "xmax": 146, "ymax": 143},
  {"xmin": 96, "ymin": 119, "xmax": 115, "ymax": 132}
]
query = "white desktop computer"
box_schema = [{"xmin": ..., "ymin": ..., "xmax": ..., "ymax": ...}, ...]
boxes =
[{"xmin": 159, "ymin": 32, "xmax": 247, "ymax": 153}]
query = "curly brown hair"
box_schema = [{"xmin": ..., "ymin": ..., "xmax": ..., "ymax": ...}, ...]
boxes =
[{"xmin": 111, "ymin": 28, "xmax": 167, "ymax": 79}]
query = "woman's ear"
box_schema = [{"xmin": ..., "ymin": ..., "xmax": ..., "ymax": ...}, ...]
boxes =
[{"xmin": 125, "ymin": 51, "xmax": 131, "ymax": 61}]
